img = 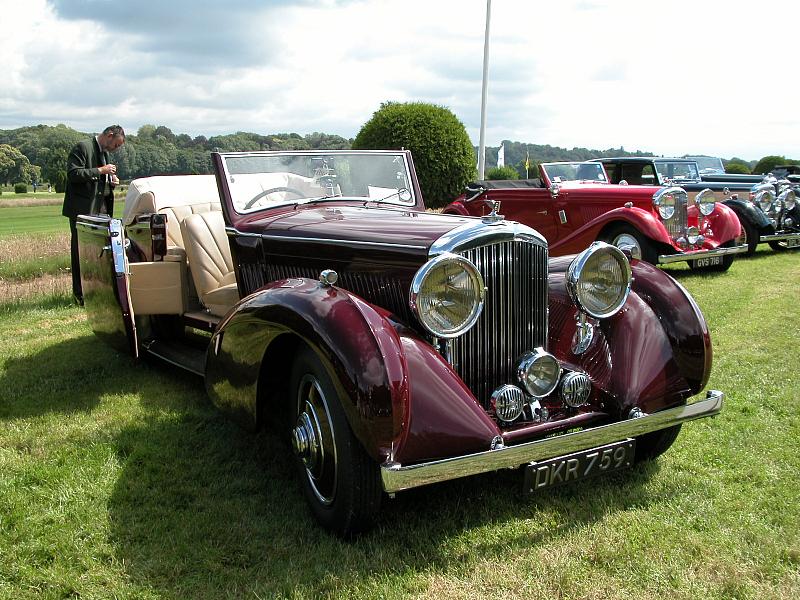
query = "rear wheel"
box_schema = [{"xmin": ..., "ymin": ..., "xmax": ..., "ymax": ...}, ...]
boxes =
[
  {"xmin": 601, "ymin": 224, "xmax": 658, "ymax": 264},
  {"xmin": 289, "ymin": 346, "xmax": 381, "ymax": 537}
]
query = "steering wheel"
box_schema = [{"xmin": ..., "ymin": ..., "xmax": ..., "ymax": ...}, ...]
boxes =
[{"xmin": 243, "ymin": 186, "xmax": 306, "ymax": 210}]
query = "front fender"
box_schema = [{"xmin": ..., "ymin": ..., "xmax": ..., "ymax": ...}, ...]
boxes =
[
  {"xmin": 442, "ymin": 198, "xmax": 471, "ymax": 216},
  {"xmin": 546, "ymin": 256, "xmax": 711, "ymax": 416},
  {"xmin": 551, "ymin": 206, "xmax": 672, "ymax": 256},
  {"xmin": 722, "ymin": 197, "xmax": 772, "ymax": 231},
  {"xmin": 205, "ymin": 277, "xmax": 499, "ymax": 464}
]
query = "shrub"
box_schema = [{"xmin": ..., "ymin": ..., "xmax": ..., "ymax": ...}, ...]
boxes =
[
  {"xmin": 14, "ymin": 183, "xmax": 27, "ymax": 194},
  {"xmin": 725, "ymin": 162, "xmax": 751, "ymax": 174},
  {"xmin": 752, "ymin": 155, "xmax": 787, "ymax": 175},
  {"xmin": 486, "ymin": 166, "xmax": 519, "ymax": 180},
  {"xmin": 353, "ymin": 102, "xmax": 476, "ymax": 208},
  {"xmin": 53, "ymin": 172, "xmax": 67, "ymax": 194}
]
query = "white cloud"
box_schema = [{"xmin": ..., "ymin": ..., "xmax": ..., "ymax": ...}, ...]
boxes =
[{"xmin": 0, "ymin": 0, "xmax": 798, "ymax": 160}]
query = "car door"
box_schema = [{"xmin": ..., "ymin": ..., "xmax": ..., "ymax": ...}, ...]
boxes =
[
  {"xmin": 76, "ymin": 216, "xmax": 138, "ymax": 357},
  {"xmin": 487, "ymin": 188, "xmax": 562, "ymax": 243}
]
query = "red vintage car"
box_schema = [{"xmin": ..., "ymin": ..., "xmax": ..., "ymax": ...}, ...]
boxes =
[
  {"xmin": 77, "ymin": 150, "xmax": 723, "ymax": 536},
  {"xmin": 444, "ymin": 161, "xmax": 747, "ymax": 270}
]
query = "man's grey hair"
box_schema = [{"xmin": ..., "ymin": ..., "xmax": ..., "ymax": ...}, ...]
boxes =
[{"xmin": 102, "ymin": 125, "xmax": 125, "ymax": 140}]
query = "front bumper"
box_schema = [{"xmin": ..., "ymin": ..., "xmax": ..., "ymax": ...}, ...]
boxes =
[
  {"xmin": 658, "ymin": 244, "xmax": 747, "ymax": 265},
  {"xmin": 381, "ymin": 389, "xmax": 723, "ymax": 493},
  {"xmin": 758, "ymin": 230, "xmax": 800, "ymax": 244}
]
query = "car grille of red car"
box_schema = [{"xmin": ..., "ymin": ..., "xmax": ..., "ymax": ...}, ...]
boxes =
[
  {"xmin": 663, "ymin": 196, "xmax": 689, "ymax": 239},
  {"xmin": 451, "ymin": 240, "xmax": 548, "ymax": 407}
]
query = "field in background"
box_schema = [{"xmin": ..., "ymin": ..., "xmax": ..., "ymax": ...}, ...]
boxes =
[{"xmin": 0, "ymin": 240, "xmax": 798, "ymax": 598}]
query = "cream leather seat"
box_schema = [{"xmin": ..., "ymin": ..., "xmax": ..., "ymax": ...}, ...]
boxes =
[{"xmin": 180, "ymin": 211, "xmax": 239, "ymax": 317}]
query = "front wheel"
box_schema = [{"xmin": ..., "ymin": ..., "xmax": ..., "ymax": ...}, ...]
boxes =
[
  {"xmin": 289, "ymin": 346, "xmax": 381, "ymax": 536},
  {"xmin": 635, "ymin": 425, "xmax": 682, "ymax": 462},
  {"xmin": 768, "ymin": 239, "xmax": 800, "ymax": 252},
  {"xmin": 600, "ymin": 224, "xmax": 658, "ymax": 264}
]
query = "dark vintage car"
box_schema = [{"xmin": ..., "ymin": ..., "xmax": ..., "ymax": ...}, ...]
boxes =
[
  {"xmin": 444, "ymin": 161, "xmax": 746, "ymax": 270},
  {"xmin": 596, "ymin": 157, "xmax": 800, "ymax": 253},
  {"xmin": 77, "ymin": 150, "xmax": 724, "ymax": 536}
]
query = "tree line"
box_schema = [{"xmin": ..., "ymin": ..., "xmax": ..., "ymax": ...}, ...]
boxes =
[{"xmin": 0, "ymin": 123, "xmax": 794, "ymax": 192}]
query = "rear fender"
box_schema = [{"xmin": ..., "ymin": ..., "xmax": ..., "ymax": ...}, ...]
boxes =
[
  {"xmin": 205, "ymin": 277, "xmax": 499, "ymax": 463},
  {"xmin": 546, "ymin": 256, "xmax": 711, "ymax": 416}
]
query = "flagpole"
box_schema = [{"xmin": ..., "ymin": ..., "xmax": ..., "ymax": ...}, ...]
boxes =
[{"xmin": 477, "ymin": 0, "xmax": 491, "ymax": 180}]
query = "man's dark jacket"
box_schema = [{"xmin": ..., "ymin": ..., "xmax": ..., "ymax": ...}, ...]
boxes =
[{"xmin": 62, "ymin": 137, "xmax": 113, "ymax": 218}]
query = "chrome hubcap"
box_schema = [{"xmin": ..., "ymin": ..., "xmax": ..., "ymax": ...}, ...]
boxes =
[
  {"xmin": 292, "ymin": 374, "xmax": 337, "ymax": 505},
  {"xmin": 613, "ymin": 233, "xmax": 642, "ymax": 260}
]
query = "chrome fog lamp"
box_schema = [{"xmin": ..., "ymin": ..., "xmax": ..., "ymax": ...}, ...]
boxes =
[
  {"xmin": 687, "ymin": 226, "xmax": 703, "ymax": 246},
  {"xmin": 491, "ymin": 384, "xmax": 525, "ymax": 423},
  {"xmin": 410, "ymin": 253, "xmax": 485, "ymax": 338},
  {"xmin": 560, "ymin": 371, "xmax": 592, "ymax": 408},
  {"xmin": 566, "ymin": 242, "xmax": 632, "ymax": 319},
  {"xmin": 780, "ymin": 188, "xmax": 796, "ymax": 211},
  {"xmin": 517, "ymin": 348, "xmax": 561, "ymax": 398},
  {"xmin": 695, "ymin": 188, "xmax": 716, "ymax": 216},
  {"xmin": 653, "ymin": 186, "xmax": 684, "ymax": 220}
]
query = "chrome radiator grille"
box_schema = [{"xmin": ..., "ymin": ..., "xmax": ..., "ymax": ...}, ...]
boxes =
[
  {"xmin": 450, "ymin": 240, "xmax": 548, "ymax": 407},
  {"xmin": 663, "ymin": 195, "xmax": 689, "ymax": 239}
]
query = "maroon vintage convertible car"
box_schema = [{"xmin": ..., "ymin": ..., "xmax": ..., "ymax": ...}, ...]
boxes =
[
  {"xmin": 444, "ymin": 161, "xmax": 747, "ymax": 270},
  {"xmin": 77, "ymin": 150, "xmax": 723, "ymax": 535}
]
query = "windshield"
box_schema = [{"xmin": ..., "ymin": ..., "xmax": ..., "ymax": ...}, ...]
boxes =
[
  {"xmin": 654, "ymin": 161, "xmax": 699, "ymax": 183},
  {"xmin": 219, "ymin": 151, "xmax": 415, "ymax": 213},
  {"xmin": 686, "ymin": 156, "xmax": 725, "ymax": 175},
  {"xmin": 542, "ymin": 162, "xmax": 608, "ymax": 183}
]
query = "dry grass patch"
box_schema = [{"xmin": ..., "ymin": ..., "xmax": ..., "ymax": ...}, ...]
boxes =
[
  {"xmin": 0, "ymin": 273, "xmax": 72, "ymax": 304},
  {"xmin": 0, "ymin": 232, "xmax": 70, "ymax": 262},
  {"xmin": 0, "ymin": 197, "xmax": 62, "ymax": 208}
]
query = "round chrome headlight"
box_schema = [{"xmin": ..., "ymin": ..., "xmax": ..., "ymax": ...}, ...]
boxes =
[
  {"xmin": 780, "ymin": 188, "xmax": 796, "ymax": 211},
  {"xmin": 695, "ymin": 188, "xmax": 716, "ymax": 216},
  {"xmin": 410, "ymin": 253, "xmax": 485, "ymax": 338},
  {"xmin": 652, "ymin": 187, "xmax": 678, "ymax": 220},
  {"xmin": 566, "ymin": 242, "xmax": 632, "ymax": 319},
  {"xmin": 756, "ymin": 188, "xmax": 776, "ymax": 213},
  {"xmin": 517, "ymin": 348, "xmax": 561, "ymax": 398}
]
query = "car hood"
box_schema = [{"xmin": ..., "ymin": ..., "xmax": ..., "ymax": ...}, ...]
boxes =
[{"xmin": 234, "ymin": 204, "xmax": 479, "ymax": 254}]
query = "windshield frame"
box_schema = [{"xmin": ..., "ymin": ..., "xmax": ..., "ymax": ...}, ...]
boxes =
[{"xmin": 214, "ymin": 150, "xmax": 419, "ymax": 216}]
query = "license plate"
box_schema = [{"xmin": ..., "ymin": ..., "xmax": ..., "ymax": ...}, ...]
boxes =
[
  {"xmin": 523, "ymin": 439, "xmax": 635, "ymax": 493},
  {"xmin": 785, "ymin": 238, "xmax": 800, "ymax": 248},
  {"xmin": 693, "ymin": 255, "xmax": 722, "ymax": 268}
]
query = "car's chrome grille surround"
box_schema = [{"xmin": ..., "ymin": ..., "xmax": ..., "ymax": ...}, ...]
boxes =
[
  {"xmin": 663, "ymin": 195, "xmax": 689, "ymax": 239},
  {"xmin": 451, "ymin": 240, "xmax": 548, "ymax": 408}
]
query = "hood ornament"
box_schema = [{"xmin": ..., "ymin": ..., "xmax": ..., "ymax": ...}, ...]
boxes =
[{"xmin": 482, "ymin": 199, "xmax": 504, "ymax": 224}]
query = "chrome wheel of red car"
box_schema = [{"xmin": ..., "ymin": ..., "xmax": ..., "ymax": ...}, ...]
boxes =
[
  {"xmin": 601, "ymin": 224, "xmax": 657, "ymax": 264},
  {"xmin": 290, "ymin": 346, "xmax": 381, "ymax": 536}
]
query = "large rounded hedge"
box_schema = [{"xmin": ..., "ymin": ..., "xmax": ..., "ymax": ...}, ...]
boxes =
[{"xmin": 353, "ymin": 102, "xmax": 476, "ymax": 208}]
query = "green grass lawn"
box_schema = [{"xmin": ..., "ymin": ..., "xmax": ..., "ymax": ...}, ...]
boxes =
[
  {"xmin": 0, "ymin": 200, "xmax": 125, "ymax": 236},
  {"xmin": 0, "ymin": 248, "xmax": 798, "ymax": 599}
]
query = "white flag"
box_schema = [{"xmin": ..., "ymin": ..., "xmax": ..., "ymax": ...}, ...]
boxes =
[{"xmin": 497, "ymin": 143, "xmax": 505, "ymax": 168}]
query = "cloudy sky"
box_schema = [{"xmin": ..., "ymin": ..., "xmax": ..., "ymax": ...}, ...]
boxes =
[{"xmin": 1, "ymin": 0, "xmax": 797, "ymax": 161}]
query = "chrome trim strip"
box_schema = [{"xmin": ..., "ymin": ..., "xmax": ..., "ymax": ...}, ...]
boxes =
[
  {"xmin": 658, "ymin": 243, "xmax": 748, "ymax": 264},
  {"xmin": 380, "ymin": 390, "xmax": 723, "ymax": 493},
  {"xmin": 225, "ymin": 227, "xmax": 428, "ymax": 250}
]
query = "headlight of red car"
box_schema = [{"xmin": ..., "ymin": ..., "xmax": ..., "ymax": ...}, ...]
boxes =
[
  {"xmin": 652, "ymin": 187, "xmax": 685, "ymax": 220},
  {"xmin": 410, "ymin": 253, "xmax": 485, "ymax": 338},
  {"xmin": 694, "ymin": 188, "xmax": 717, "ymax": 216},
  {"xmin": 566, "ymin": 242, "xmax": 632, "ymax": 319}
]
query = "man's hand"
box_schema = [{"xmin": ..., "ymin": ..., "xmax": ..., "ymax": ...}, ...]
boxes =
[
  {"xmin": 99, "ymin": 164, "xmax": 117, "ymax": 175},
  {"xmin": 110, "ymin": 174, "xmax": 120, "ymax": 187}
]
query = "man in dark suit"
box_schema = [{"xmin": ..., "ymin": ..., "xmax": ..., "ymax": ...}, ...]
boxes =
[{"xmin": 62, "ymin": 125, "xmax": 126, "ymax": 305}]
